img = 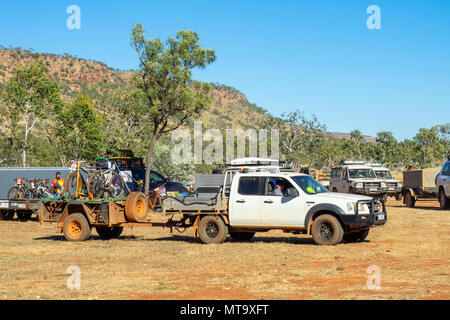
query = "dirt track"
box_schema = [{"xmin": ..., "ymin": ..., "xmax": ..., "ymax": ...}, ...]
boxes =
[{"xmin": 0, "ymin": 199, "xmax": 448, "ymax": 300}]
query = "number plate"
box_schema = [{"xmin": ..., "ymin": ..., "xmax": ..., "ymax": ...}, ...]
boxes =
[
  {"xmin": 388, "ymin": 187, "xmax": 394, "ymax": 191},
  {"xmin": 377, "ymin": 214, "xmax": 385, "ymax": 220},
  {"xmin": 370, "ymin": 187, "xmax": 378, "ymax": 191}
]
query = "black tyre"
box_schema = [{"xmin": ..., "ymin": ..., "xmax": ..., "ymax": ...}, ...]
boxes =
[
  {"xmin": 343, "ymin": 228, "xmax": 370, "ymax": 243},
  {"xmin": 404, "ymin": 191, "xmax": 415, "ymax": 208},
  {"xmin": 63, "ymin": 213, "xmax": 92, "ymax": 241},
  {"xmin": 0, "ymin": 211, "xmax": 15, "ymax": 220},
  {"xmin": 96, "ymin": 226, "xmax": 123, "ymax": 240},
  {"xmin": 87, "ymin": 171, "xmax": 104, "ymax": 199},
  {"xmin": 439, "ymin": 188, "xmax": 449, "ymax": 210},
  {"xmin": 229, "ymin": 232, "xmax": 255, "ymax": 241},
  {"xmin": 198, "ymin": 215, "xmax": 228, "ymax": 244},
  {"xmin": 311, "ymin": 214, "xmax": 344, "ymax": 246},
  {"xmin": 66, "ymin": 173, "xmax": 88, "ymax": 199},
  {"xmin": 17, "ymin": 211, "xmax": 32, "ymax": 221},
  {"xmin": 332, "ymin": 188, "xmax": 338, "ymax": 193},
  {"xmin": 107, "ymin": 172, "xmax": 124, "ymax": 198}
]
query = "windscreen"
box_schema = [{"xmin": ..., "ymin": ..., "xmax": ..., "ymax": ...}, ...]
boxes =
[
  {"xmin": 291, "ymin": 176, "xmax": 328, "ymax": 195},
  {"xmin": 375, "ymin": 170, "xmax": 393, "ymax": 179},
  {"xmin": 348, "ymin": 169, "xmax": 376, "ymax": 179}
]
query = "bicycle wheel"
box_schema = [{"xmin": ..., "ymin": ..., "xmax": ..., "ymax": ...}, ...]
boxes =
[
  {"xmin": 87, "ymin": 171, "xmax": 105, "ymax": 199},
  {"xmin": 7, "ymin": 187, "xmax": 20, "ymax": 199},
  {"xmin": 108, "ymin": 172, "xmax": 125, "ymax": 198},
  {"xmin": 66, "ymin": 172, "xmax": 88, "ymax": 199}
]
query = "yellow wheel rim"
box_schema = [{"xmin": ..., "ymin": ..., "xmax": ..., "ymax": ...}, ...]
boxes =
[
  {"xmin": 68, "ymin": 220, "xmax": 82, "ymax": 238},
  {"xmin": 136, "ymin": 199, "xmax": 146, "ymax": 216}
]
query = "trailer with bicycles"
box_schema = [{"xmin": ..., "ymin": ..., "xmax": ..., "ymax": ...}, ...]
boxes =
[{"xmin": 39, "ymin": 158, "xmax": 387, "ymax": 246}]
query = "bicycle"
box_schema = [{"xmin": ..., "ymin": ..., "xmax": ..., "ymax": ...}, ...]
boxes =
[
  {"xmin": 8, "ymin": 178, "xmax": 32, "ymax": 199},
  {"xmin": 66, "ymin": 161, "xmax": 91, "ymax": 199},
  {"xmin": 87, "ymin": 158, "xmax": 125, "ymax": 199},
  {"xmin": 31, "ymin": 178, "xmax": 54, "ymax": 199}
]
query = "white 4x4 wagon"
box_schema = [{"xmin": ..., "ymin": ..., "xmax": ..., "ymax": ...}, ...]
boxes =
[{"xmin": 436, "ymin": 160, "xmax": 450, "ymax": 209}]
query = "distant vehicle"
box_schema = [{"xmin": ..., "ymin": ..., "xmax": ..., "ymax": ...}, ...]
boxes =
[
  {"xmin": 107, "ymin": 155, "xmax": 188, "ymax": 194},
  {"xmin": 367, "ymin": 163, "xmax": 402, "ymax": 201},
  {"xmin": 300, "ymin": 167, "xmax": 330, "ymax": 189},
  {"xmin": 402, "ymin": 167, "xmax": 441, "ymax": 208},
  {"xmin": 436, "ymin": 159, "xmax": 450, "ymax": 209},
  {"xmin": 329, "ymin": 160, "xmax": 387, "ymax": 199}
]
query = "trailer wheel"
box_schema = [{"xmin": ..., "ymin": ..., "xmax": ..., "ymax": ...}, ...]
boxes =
[
  {"xmin": 404, "ymin": 191, "xmax": 416, "ymax": 208},
  {"xmin": 343, "ymin": 228, "xmax": 370, "ymax": 243},
  {"xmin": 230, "ymin": 232, "xmax": 255, "ymax": 241},
  {"xmin": 125, "ymin": 192, "xmax": 148, "ymax": 222},
  {"xmin": 0, "ymin": 210, "xmax": 15, "ymax": 220},
  {"xmin": 63, "ymin": 213, "xmax": 92, "ymax": 241},
  {"xmin": 439, "ymin": 188, "xmax": 449, "ymax": 210},
  {"xmin": 96, "ymin": 226, "xmax": 123, "ymax": 240},
  {"xmin": 198, "ymin": 215, "xmax": 229, "ymax": 244},
  {"xmin": 311, "ymin": 214, "xmax": 344, "ymax": 246},
  {"xmin": 17, "ymin": 211, "xmax": 32, "ymax": 221}
]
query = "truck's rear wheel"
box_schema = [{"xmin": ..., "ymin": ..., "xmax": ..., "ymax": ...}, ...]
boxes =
[
  {"xmin": 439, "ymin": 188, "xmax": 449, "ymax": 209},
  {"xmin": 311, "ymin": 214, "xmax": 344, "ymax": 246},
  {"xmin": 96, "ymin": 226, "xmax": 123, "ymax": 240},
  {"xmin": 230, "ymin": 232, "xmax": 255, "ymax": 241},
  {"xmin": 63, "ymin": 213, "xmax": 91, "ymax": 241},
  {"xmin": 343, "ymin": 228, "xmax": 370, "ymax": 243},
  {"xmin": 198, "ymin": 215, "xmax": 228, "ymax": 244},
  {"xmin": 404, "ymin": 191, "xmax": 415, "ymax": 208},
  {"xmin": 125, "ymin": 192, "xmax": 148, "ymax": 222}
]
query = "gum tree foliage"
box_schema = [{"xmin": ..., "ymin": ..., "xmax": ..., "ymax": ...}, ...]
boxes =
[
  {"xmin": 3, "ymin": 60, "xmax": 61, "ymax": 167},
  {"xmin": 262, "ymin": 110, "xmax": 327, "ymax": 170},
  {"xmin": 130, "ymin": 23, "xmax": 216, "ymax": 194},
  {"xmin": 56, "ymin": 94, "xmax": 104, "ymax": 163}
]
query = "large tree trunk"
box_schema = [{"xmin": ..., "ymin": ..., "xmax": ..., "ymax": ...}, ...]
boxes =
[{"xmin": 144, "ymin": 134, "xmax": 158, "ymax": 195}]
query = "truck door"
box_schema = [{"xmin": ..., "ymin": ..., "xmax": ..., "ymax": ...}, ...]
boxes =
[
  {"xmin": 260, "ymin": 177, "xmax": 305, "ymax": 227},
  {"xmin": 229, "ymin": 176, "xmax": 265, "ymax": 226}
]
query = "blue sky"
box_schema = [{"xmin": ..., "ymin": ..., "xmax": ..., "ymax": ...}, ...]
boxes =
[{"xmin": 1, "ymin": 0, "xmax": 449, "ymax": 141}]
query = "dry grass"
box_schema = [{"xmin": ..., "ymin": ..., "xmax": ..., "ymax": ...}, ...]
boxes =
[{"xmin": 0, "ymin": 199, "xmax": 449, "ymax": 300}]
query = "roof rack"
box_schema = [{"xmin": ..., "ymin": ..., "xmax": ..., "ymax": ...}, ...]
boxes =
[
  {"xmin": 341, "ymin": 160, "xmax": 366, "ymax": 165},
  {"xmin": 228, "ymin": 157, "xmax": 279, "ymax": 167},
  {"xmin": 367, "ymin": 163, "xmax": 384, "ymax": 167}
]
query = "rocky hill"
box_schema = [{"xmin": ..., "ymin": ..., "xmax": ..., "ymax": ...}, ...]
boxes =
[{"xmin": 0, "ymin": 48, "xmax": 270, "ymax": 131}]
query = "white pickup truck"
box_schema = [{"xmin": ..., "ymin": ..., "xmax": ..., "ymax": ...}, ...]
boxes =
[{"xmin": 162, "ymin": 158, "xmax": 387, "ymax": 245}]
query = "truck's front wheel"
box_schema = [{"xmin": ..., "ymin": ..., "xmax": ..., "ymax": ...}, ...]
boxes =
[
  {"xmin": 63, "ymin": 213, "xmax": 92, "ymax": 241},
  {"xmin": 198, "ymin": 215, "xmax": 228, "ymax": 244},
  {"xmin": 311, "ymin": 214, "xmax": 344, "ymax": 246}
]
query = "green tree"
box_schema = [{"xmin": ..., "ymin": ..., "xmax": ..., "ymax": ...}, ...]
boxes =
[
  {"xmin": 3, "ymin": 60, "xmax": 61, "ymax": 167},
  {"xmin": 413, "ymin": 126, "xmax": 445, "ymax": 168},
  {"xmin": 57, "ymin": 94, "xmax": 104, "ymax": 163},
  {"xmin": 130, "ymin": 23, "xmax": 216, "ymax": 194}
]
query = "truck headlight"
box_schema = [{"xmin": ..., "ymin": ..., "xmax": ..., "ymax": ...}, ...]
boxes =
[
  {"xmin": 398, "ymin": 182, "xmax": 402, "ymax": 188},
  {"xmin": 347, "ymin": 202, "xmax": 356, "ymax": 212},
  {"xmin": 381, "ymin": 182, "xmax": 386, "ymax": 188},
  {"xmin": 355, "ymin": 183, "xmax": 363, "ymax": 189},
  {"xmin": 347, "ymin": 202, "xmax": 367, "ymax": 213}
]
